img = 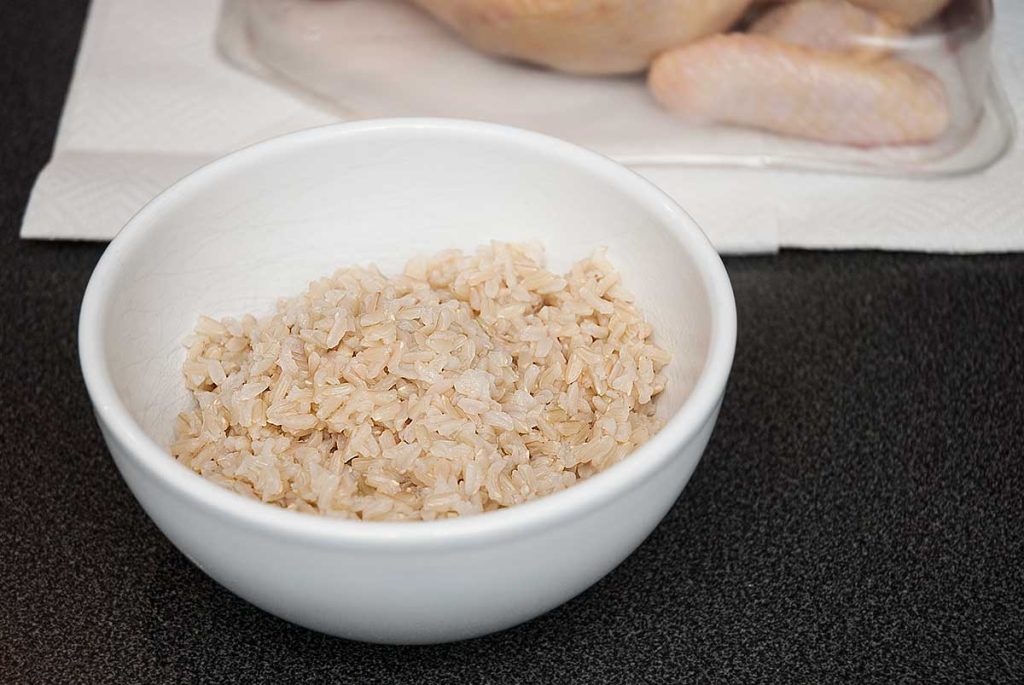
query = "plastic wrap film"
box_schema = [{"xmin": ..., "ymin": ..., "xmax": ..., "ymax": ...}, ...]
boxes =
[{"xmin": 219, "ymin": 0, "xmax": 1013, "ymax": 176}]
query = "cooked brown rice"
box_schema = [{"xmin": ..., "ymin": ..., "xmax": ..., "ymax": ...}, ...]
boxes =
[{"xmin": 171, "ymin": 243, "xmax": 670, "ymax": 521}]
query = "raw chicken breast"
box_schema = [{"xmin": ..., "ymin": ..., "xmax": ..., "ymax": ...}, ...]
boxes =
[
  {"xmin": 410, "ymin": 0, "xmax": 753, "ymax": 74},
  {"xmin": 648, "ymin": 33, "xmax": 949, "ymax": 146},
  {"xmin": 751, "ymin": 0, "xmax": 902, "ymax": 59}
]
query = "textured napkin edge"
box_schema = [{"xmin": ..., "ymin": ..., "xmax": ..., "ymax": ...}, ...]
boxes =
[{"xmin": 21, "ymin": 152, "xmax": 213, "ymax": 242}]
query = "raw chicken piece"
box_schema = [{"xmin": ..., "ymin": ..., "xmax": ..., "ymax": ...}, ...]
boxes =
[
  {"xmin": 648, "ymin": 33, "xmax": 949, "ymax": 146},
  {"xmin": 751, "ymin": 0, "xmax": 902, "ymax": 59},
  {"xmin": 840, "ymin": 0, "xmax": 949, "ymax": 26},
  {"xmin": 410, "ymin": 0, "xmax": 753, "ymax": 74}
]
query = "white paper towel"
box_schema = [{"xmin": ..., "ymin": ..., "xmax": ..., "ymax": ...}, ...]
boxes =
[{"xmin": 20, "ymin": 0, "xmax": 1024, "ymax": 253}]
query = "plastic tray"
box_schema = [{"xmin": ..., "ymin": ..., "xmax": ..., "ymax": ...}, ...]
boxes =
[{"xmin": 217, "ymin": 0, "xmax": 1014, "ymax": 176}]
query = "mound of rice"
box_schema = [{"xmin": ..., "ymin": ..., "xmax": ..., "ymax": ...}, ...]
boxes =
[{"xmin": 171, "ymin": 243, "xmax": 670, "ymax": 521}]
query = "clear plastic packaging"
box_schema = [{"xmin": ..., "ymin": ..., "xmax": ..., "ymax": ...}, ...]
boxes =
[{"xmin": 217, "ymin": 0, "xmax": 1013, "ymax": 176}]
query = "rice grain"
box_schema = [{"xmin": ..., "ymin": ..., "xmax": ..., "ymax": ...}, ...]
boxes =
[{"xmin": 171, "ymin": 243, "xmax": 670, "ymax": 521}]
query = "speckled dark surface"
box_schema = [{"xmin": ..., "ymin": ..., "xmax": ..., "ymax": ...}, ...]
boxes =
[{"xmin": 2, "ymin": 2, "xmax": 1023, "ymax": 683}]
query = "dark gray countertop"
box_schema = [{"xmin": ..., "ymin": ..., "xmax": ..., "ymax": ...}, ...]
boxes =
[{"xmin": 2, "ymin": 2, "xmax": 1022, "ymax": 682}]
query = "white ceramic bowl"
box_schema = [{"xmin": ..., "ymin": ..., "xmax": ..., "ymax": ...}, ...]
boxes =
[{"xmin": 79, "ymin": 119, "xmax": 736, "ymax": 644}]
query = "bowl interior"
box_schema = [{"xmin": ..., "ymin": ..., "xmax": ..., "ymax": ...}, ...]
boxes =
[{"xmin": 91, "ymin": 121, "xmax": 717, "ymax": 458}]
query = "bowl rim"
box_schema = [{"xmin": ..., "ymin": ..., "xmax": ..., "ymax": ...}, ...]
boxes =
[{"xmin": 79, "ymin": 118, "xmax": 736, "ymax": 550}]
